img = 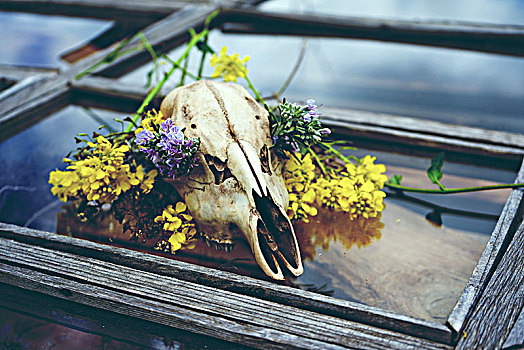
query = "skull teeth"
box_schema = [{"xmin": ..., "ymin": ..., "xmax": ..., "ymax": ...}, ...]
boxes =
[{"xmin": 201, "ymin": 235, "xmax": 235, "ymax": 252}]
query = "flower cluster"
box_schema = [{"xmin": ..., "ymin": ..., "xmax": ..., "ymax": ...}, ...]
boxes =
[
  {"xmin": 283, "ymin": 153, "xmax": 318, "ymax": 222},
  {"xmin": 270, "ymin": 99, "xmax": 331, "ymax": 156},
  {"xmin": 49, "ymin": 135, "xmax": 157, "ymax": 204},
  {"xmin": 135, "ymin": 112, "xmax": 200, "ymax": 180},
  {"xmin": 154, "ymin": 202, "xmax": 198, "ymax": 254},
  {"xmin": 210, "ymin": 46, "xmax": 250, "ymax": 82},
  {"xmin": 283, "ymin": 151, "xmax": 387, "ymax": 222}
]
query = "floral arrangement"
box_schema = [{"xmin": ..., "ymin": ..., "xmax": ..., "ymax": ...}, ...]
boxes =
[{"xmin": 50, "ymin": 12, "xmax": 524, "ymax": 257}]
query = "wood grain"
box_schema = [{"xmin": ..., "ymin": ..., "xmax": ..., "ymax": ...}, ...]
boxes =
[
  {"xmin": 217, "ymin": 8, "xmax": 524, "ymax": 57},
  {"xmin": 0, "ymin": 65, "xmax": 58, "ymax": 82},
  {"xmin": 70, "ymin": 76, "xmax": 524, "ymax": 170},
  {"xmin": 0, "ymin": 0, "xmax": 200, "ymax": 19},
  {"xmin": 69, "ymin": 5, "xmax": 217, "ymax": 78},
  {"xmin": 0, "ymin": 283, "xmax": 247, "ymax": 350},
  {"xmin": 0, "ymin": 238, "xmax": 451, "ymax": 349},
  {"xmin": 455, "ymin": 218, "xmax": 524, "ymax": 349},
  {"xmin": 503, "ymin": 306, "xmax": 524, "ymax": 349},
  {"xmin": 0, "ymin": 222, "xmax": 453, "ymax": 345},
  {"xmin": 448, "ymin": 159, "xmax": 524, "ymax": 339}
]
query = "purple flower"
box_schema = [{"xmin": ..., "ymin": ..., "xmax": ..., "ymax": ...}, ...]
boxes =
[
  {"xmin": 135, "ymin": 129, "xmax": 155, "ymax": 145},
  {"xmin": 306, "ymin": 98, "xmax": 322, "ymax": 120},
  {"xmin": 320, "ymin": 128, "xmax": 331, "ymax": 135}
]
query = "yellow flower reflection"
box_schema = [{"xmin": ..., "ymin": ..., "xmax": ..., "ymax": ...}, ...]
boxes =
[
  {"xmin": 294, "ymin": 207, "xmax": 384, "ymax": 262},
  {"xmin": 210, "ymin": 46, "xmax": 250, "ymax": 82}
]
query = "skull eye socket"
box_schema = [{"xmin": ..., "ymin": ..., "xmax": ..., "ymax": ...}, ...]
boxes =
[
  {"xmin": 204, "ymin": 155, "xmax": 233, "ymax": 185},
  {"xmin": 259, "ymin": 145, "xmax": 272, "ymax": 175}
]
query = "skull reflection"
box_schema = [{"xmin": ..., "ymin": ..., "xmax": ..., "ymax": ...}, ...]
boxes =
[{"xmin": 160, "ymin": 80, "xmax": 303, "ymax": 280}]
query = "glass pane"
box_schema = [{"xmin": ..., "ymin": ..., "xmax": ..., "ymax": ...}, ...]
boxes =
[
  {"xmin": 0, "ymin": 104, "xmax": 515, "ymax": 323},
  {"xmin": 0, "ymin": 106, "xmax": 123, "ymax": 231},
  {"xmin": 0, "ymin": 11, "xmax": 110, "ymax": 67},
  {"xmin": 260, "ymin": 0, "xmax": 524, "ymax": 25},
  {"xmin": 0, "ymin": 307, "xmax": 143, "ymax": 349},
  {"xmin": 120, "ymin": 31, "xmax": 524, "ymax": 134}
]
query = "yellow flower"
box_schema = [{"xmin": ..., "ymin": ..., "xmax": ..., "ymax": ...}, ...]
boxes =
[
  {"xmin": 154, "ymin": 202, "xmax": 197, "ymax": 254},
  {"xmin": 210, "ymin": 47, "xmax": 250, "ymax": 83},
  {"xmin": 283, "ymin": 151, "xmax": 387, "ymax": 222},
  {"xmin": 135, "ymin": 109, "xmax": 166, "ymax": 136},
  {"xmin": 49, "ymin": 136, "xmax": 158, "ymax": 204}
]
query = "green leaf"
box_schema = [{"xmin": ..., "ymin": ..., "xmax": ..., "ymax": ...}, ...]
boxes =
[
  {"xmin": 388, "ymin": 174, "xmax": 403, "ymax": 185},
  {"xmin": 427, "ymin": 152, "xmax": 445, "ymax": 185}
]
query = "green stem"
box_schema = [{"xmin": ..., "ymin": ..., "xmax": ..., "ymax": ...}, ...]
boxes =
[
  {"xmin": 244, "ymin": 75, "xmax": 266, "ymax": 107},
  {"xmin": 197, "ymin": 33, "xmax": 209, "ymax": 80},
  {"xmin": 179, "ymin": 54, "xmax": 189, "ymax": 86},
  {"xmin": 385, "ymin": 182, "xmax": 524, "ymax": 194},
  {"xmin": 322, "ymin": 143, "xmax": 352, "ymax": 164},
  {"xmin": 124, "ymin": 29, "xmax": 208, "ymax": 133},
  {"xmin": 307, "ymin": 147, "xmax": 327, "ymax": 176}
]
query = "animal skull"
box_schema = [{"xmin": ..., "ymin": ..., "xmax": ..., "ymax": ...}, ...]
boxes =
[{"xmin": 160, "ymin": 80, "xmax": 303, "ymax": 280}]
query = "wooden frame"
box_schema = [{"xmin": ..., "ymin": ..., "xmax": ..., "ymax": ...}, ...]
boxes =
[{"xmin": 0, "ymin": 1, "xmax": 523, "ymax": 348}]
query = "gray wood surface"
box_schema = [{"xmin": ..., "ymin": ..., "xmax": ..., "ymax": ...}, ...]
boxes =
[
  {"xmin": 0, "ymin": 0, "xmax": 201, "ymax": 19},
  {"xmin": 0, "ymin": 236, "xmax": 451, "ymax": 349},
  {"xmin": 455, "ymin": 218, "xmax": 524, "ymax": 349},
  {"xmin": 70, "ymin": 76, "xmax": 524, "ymax": 170},
  {"xmin": 217, "ymin": 8, "xmax": 524, "ymax": 57},
  {"xmin": 448, "ymin": 159, "xmax": 524, "ymax": 339},
  {"xmin": 0, "ymin": 283, "xmax": 247, "ymax": 350},
  {"xmin": 503, "ymin": 306, "xmax": 524, "ymax": 349},
  {"xmin": 0, "ymin": 222, "xmax": 453, "ymax": 345},
  {"xmin": 0, "ymin": 64, "xmax": 58, "ymax": 82}
]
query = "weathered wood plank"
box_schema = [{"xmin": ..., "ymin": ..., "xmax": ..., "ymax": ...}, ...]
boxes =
[
  {"xmin": 503, "ymin": 306, "xmax": 524, "ymax": 349},
  {"xmin": 68, "ymin": 5, "xmax": 217, "ymax": 79},
  {"xmin": 455, "ymin": 219, "xmax": 524, "ymax": 349},
  {"xmin": 61, "ymin": 19, "xmax": 160, "ymax": 63},
  {"xmin": 69, "ymin": 76, "xmax": 524, "ymax": 170},
  {"xmin": 217, "ymin": 9, "xmax": 524, "ymax": 57},
  {"xmin": 321, "ymin": 107, "xmax": 524, "ymax": 151},
  {"xmin": 0, "ymin": 284, "xmax": 247, "ymax": 350},
  {"xmin": 0, "ymin": 64, "xmax": 58, "ymax": 81},
  {"xmin": 0, "ymin": 0, "xmax": 201, "ymax": 19},
  {"xmin": 326, "ymin": 120, "xmax": 524, "ymax": 170},
  {"xmin": 0, "ymin": 240, "xmax": 451, "ymax": 349},
  {"xmin": 0, "ymin": 75, "xmax": 69, "ymax": 142},
  {"xmin": 448, "ymin": 159, "xmax": 524, "ymax": 339},
  {"xmin": 0, "ymin": 222, "xmax": 453, "ymax": 345}
]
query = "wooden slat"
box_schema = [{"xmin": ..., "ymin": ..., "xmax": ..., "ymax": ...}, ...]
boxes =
[
  {"xmin": 322, "ymin": 107, "xmax": 524, "ymax": 151},
  {"xmin": 70, "ymin": 76, "xmax": 524, "ymax": 170},
  {"xmin": 0, "ymin": 284, "xmax": 245, "ymax": 350},
  {"xmin": 447, "ymin": 159, "xmax": 524, "ymax": 338},
  {"xmin": 455, "ymin": 219, "xmax": 524, "ymax": 349},
  {"xmin": 0, "ymin": 75, "xmax": 69, "ymax": 142},
  {"xmin": 216, "ymin": 9, "xmax": 524, "ymax": 57},
  {"xmin": 0, "ymin": 0, "xmax": 201, "ymax": 20},
  {"xmin": 61, "ymin": 19, "xmax": 160, "ymax": 63},
  {"xmin": 0, "ymin": 6, "xmax": 217, "ymax": 142},
  {"xmin": 0, "ymin": 64, "xmax": 58, "ymax": 81},
  {"xmin": 68, "ymin": 5, "xmax": 217, "ymax": 78},
  {"xmin": 0, "ymin": 222, "xmax": 454, "ymax": 345},
  {"xmin": 0, "ymin": 238, "xmax": 451, "ymax": 349},
  {"xmin": 503, "ymin": 307, "xmax": 524, "ymax": 349}
]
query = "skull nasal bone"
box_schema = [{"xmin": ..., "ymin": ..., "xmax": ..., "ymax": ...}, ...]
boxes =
[{"xmin": 253, "ymin": 190, "xmax": 299, "ymax": 271}]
